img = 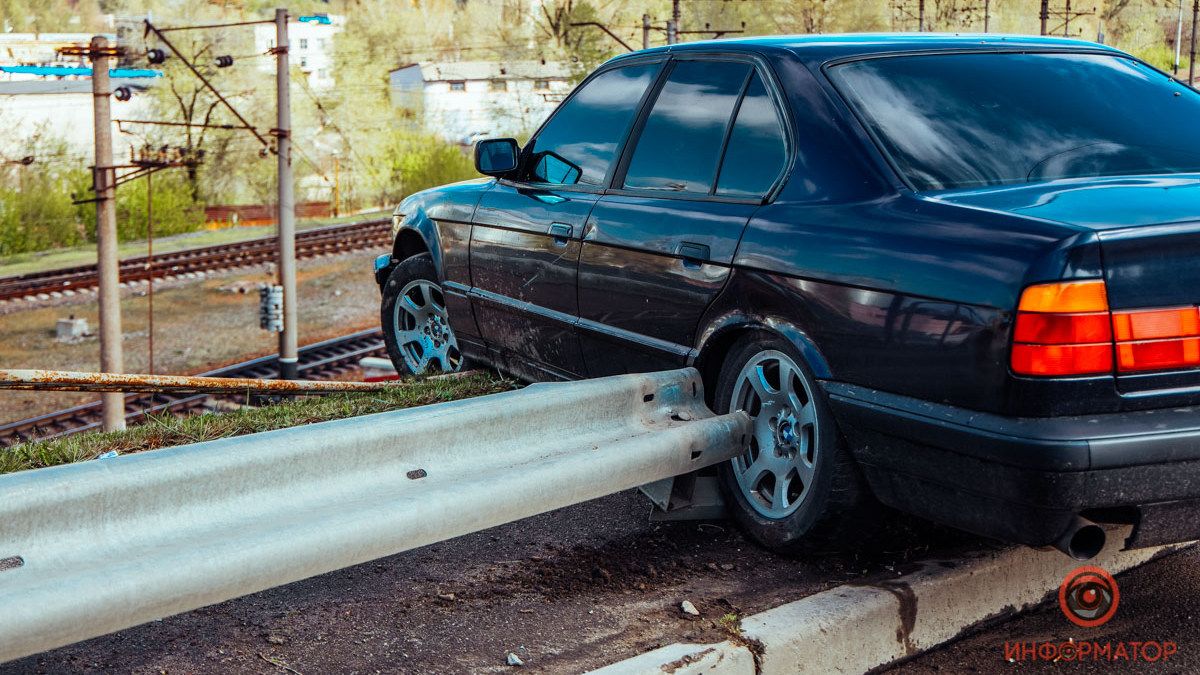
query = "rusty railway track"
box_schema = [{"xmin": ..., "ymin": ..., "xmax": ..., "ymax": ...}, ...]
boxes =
[
  {"xmin": 0, "ymin": 328, "xmax": 387, "ymax": 448},
  {"xmin": 0, "ymin": 217, "xmax": 391, "ymax": 303}
]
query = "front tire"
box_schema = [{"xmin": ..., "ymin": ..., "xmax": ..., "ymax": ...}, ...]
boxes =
[
  {"xmin": 714, "ymin": 334, "xmax": 877, "ymax": 554},
  {"xmin": 381, "ymin": 254, "xmax": 464, "ymax": 376}
]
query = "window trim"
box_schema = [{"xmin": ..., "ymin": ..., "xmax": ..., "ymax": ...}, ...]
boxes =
[
  {"xmin": 606, "ymin": 51, "xmax": 795, "ymax": 205},
  {"xmin": 608, "ymin": 59, "xmax": 753, "ymax": 198},
  {"xmin": 820, "ymin": 48, "xmax": 1171, "ymax": 194},
  {"xmin": 500, "ymin": 54, "xmax": 669, "ymax": 195}
]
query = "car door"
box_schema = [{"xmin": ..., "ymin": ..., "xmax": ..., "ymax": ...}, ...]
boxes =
[
  {"xmin": 578, "ymin": 57, "xmax": 792, "ymax": 376},
  {"xmin": 468, "ymin": 59, "xmax": 664, "ymax": 380}
]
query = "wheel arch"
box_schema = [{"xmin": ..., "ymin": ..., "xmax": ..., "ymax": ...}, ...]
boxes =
[
  {"xmin": 391, "ymin": 208, "xmax": 446, "ymax": 280},
  {"xmin": 691, "ymin": 313, "xmax": 833, "ymax": 406}
]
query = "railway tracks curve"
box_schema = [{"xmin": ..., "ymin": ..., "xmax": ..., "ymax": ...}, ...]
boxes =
[{"xmin": 0, "ymin": 217, "xmax": 390, "ymax": 303}]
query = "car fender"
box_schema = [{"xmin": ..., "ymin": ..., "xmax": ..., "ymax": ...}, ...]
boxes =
[
  {"xmin": 392, "ymin": 205, "xmax": 446, "ymax": 281},
  {"xmin": 692, "ymin": 310, "xmax": 833, "ymax": 381}
]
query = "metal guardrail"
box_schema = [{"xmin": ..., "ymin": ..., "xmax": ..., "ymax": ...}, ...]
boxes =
[{"xmin": 0, "ymin": 368, "xmax": 749, "ymax": 664}]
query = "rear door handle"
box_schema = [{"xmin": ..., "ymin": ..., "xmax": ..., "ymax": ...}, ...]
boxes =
[
  {"xmin": 676, "ymin": 242, "xmax": 710, "ymax": 268},
  {"xmin": 549, "ymin": 223, "xmax": 573, "ymax": 246}
]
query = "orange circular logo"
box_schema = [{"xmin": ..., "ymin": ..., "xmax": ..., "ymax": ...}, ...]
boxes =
[{"xmin": 1059, "ymin": 566, "xmax": 1119, "ymax": 628}]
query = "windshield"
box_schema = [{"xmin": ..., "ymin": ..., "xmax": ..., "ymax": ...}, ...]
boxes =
[{"xmin": 828, "ymin": 52, "xmax": 1200, "ymax": 191}]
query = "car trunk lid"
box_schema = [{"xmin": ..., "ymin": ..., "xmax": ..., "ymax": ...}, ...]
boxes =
[{"xmin": 932, "ymin": 175, "xmax": 1200, "ymax": 397}]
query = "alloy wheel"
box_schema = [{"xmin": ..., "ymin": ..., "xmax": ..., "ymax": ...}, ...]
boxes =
[
  {"xmin": 729, "ymin": 349, "xmax": 819, "ymax": 519},
  {"xmin": 392, "ymin": 279, "xmax": 462, "ymax": 374}
]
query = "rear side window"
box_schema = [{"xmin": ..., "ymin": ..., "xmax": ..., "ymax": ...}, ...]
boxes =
[
  {"xmin": 622, "ymin": 60, "xmax": 752, "ymax": 194},
  {"xmin": 829, "ymin": 52, "xmax": 1200, "ymax": 190},
  {"xmin": 716, "ymin": 74, "xmax": 788, "ymax": 198},
  {"xmin": 524, "ymin": 62, "xmax": 661, "ymax": 187}
]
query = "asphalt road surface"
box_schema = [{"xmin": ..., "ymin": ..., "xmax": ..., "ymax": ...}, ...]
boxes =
[{"xmin": 894, "ymin": 546, "xmax": 1200, "ymax": 674}]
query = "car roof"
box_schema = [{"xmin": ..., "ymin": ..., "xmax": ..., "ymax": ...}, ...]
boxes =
[{"xmin": 617, "ymin": 33, "xmax": 1124, "ymax": 66}]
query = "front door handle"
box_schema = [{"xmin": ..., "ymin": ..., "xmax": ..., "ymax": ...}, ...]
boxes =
[
  {"xmin": 676, "ymin": 241, "xmax": 710, "ymax": 268},
  {"xmin": 549, "ymin": 223, "xmax": 573, "ymax": 246}
]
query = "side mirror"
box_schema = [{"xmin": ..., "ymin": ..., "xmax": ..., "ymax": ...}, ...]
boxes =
[{"xmin": 474, "ymin": 138, "xmax": 520, "ymax": 177}]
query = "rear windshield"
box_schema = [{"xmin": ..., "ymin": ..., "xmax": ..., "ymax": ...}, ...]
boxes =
[{"xmin": 829, "ymin": 52, "xmax": 1200, "ymax": 191}]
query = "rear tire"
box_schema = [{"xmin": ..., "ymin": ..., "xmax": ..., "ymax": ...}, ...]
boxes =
[
  {"xmin": 714, "ymin": 334, "xmax": 879, "ymax": 554},
  {"xmin": 381, "ymin": 254, "xmax": 464, "ymax": 376}
]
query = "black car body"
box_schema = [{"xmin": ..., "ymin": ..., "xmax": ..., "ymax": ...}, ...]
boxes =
[{"xmin": 376, "ymin": 34, "xmax": 1200, "ymax": 557}]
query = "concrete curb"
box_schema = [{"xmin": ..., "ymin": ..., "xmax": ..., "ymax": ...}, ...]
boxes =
[{"xmin": 590, "ymin": 527, "xmax": 1186, "ymax": 674}]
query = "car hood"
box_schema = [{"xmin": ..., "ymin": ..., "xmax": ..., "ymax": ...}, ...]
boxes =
[{"xmin": 926, "ymin": 174, "xmax": 1200, "ymax": 231}]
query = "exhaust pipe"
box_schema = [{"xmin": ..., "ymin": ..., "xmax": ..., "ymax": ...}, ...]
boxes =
[{"xmin": 1053, "ymin": 516, "xmax": 1107, "ymax": 560}]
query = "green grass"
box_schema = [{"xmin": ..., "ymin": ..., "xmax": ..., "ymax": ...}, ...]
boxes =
[
  {"xmin": 0, "ymin": 210, "xmax": 389, "ymax": 278},
  {"xmin": 0, "ymin": 372, "xmax": 517, "ymax": 476}
]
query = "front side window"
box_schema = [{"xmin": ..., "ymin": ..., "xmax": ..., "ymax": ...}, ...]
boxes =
[
  {"xmin": 523, "ymin": 62, "xmax": 661, "ymax": 187},
  {"xmin": 715, "ymin": 73, "xmax": 788, "ymax": 198},
  {"xmin": 622, "ymin": 60, "xmax": 751, "ymax": 194},
  {"xmin": 830, "ymin": 52, "xmax": 1200, "ymax": 191}
]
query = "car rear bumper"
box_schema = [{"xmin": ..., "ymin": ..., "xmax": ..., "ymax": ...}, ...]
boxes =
[{"xmin": 825, "ymin": 381, "xmax": 1200, "ymax": 550}]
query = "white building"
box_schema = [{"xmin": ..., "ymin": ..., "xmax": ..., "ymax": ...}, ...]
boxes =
[
  {"xmin": 0, "ymin": 79, "xmax": 155, "ymax": 161},
  {"xmin": 0, "ymin": 33, "xmax": 107, "ymax": 80},
  {"xmin": 388, "ymin": 61, "xmax": 573, "ymax": 144},
  {"xmin": 253, "ymin": 13, "xmax": 343, "ymax": 90}
]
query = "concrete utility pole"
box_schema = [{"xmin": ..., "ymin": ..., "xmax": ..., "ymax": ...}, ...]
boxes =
[
  {"xmin": 1176, "ymin": 0, "xmax": 1186, "ymax": 75},
  {"xmin": 90, "ymin": 36, "xmax": 125, "ymax": 432},
  {"xmin": 331, "ymin": 154, "xmax": 340, "ymax": 218},
  {"xmin": 667, "ymin": 0, "xmax": 680, "ymax": 44},
  {"xmin": 274, "ymin": 8, "xmax": 299, "ymax": 380},
  {"xmin": 984, "ymin": 0, "xmax": 991, "ymax": 32},
  {"xmin": 1191, "ymin": 0, "xmax": 1198, "ymax": 85},
  {"xmin": 643, "ymin": 13, "xmax": 651, "ymax": 50},
  {"xmin": 1040, "ymin": 0, "xmax": 1050, "ymax": 35}
]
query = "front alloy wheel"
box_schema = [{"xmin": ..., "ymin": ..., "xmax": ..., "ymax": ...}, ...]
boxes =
[
  {"xmin": 392, "ymin": 279, "xmax": 460, "ymax": 373},
  {"xmin": 381, "ymin": 254, "xmax": 463, "ymax": 376}
]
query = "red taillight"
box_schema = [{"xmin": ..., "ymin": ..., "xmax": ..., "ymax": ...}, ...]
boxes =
[
  {"xmin": 1012, "ymin": 280, "xmax": 1113, "ymax": 376},
  {"xmin": 1011, "ymin": 343, "xmax": 1113, "ymax": 376},
  {"xmin": 1116, "ymin": 338, "xmax": 1200, "ymax": 372},
  {"xmin": 1013, "ymin": 312, "xmax": 1111, "ymax": 344},
  {"xmin": 1013, "ymin": 282, "xmax": 1200, "ymax": 376},
  {"xmin": 1113, "ymin": 307, "xmax": 1200, "ymax": 372},
  {"xmin": 1112, "ymin": 308, "xmax": 1200, "ymax": 341}
]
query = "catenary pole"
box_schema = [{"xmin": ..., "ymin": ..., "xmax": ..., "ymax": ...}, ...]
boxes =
[
  {"xmin": 275, "ymin": 8, "xmax": 299, "ymax": 380},
  {"xmin": 1176, "ymin": 0, "xmax": 1186, "ymax": 75},
  {"xmin": 91, "ymin": 36, "xmax": 126, "ymax": 432},
  {"xmin": 1191, "ymin": 0, "xmax": 1198, "ymax": 85}
]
